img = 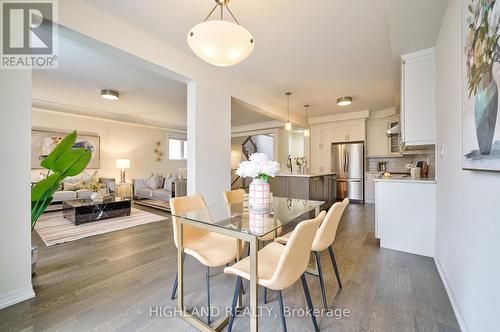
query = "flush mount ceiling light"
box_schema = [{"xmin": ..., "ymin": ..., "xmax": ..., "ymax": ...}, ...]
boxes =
[
  {"xmin": 187, "ymin": 0, "xmax": 254, "ymax": 67},
  {"xmin": 303, "ymin": 104, "xmax": 310, "ymax": 137},
  {"xmin": 337, "ymin": 96, "xmax": 352, "ymax": 106},
  {"xmin": 284, "ymin": 92, "xmax": 292, "ymax": 131},
  {"xmin": 101, "ymin": 89, "xmax": 119, "ymax": 101}
]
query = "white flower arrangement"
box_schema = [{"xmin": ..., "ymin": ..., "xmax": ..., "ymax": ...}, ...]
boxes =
[{"xmin": 236, "ymin": 153, "xmax": 280, "ymax": 181}]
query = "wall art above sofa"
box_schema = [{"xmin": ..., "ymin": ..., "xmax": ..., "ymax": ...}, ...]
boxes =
[{"xmin": 31, "ymin": 129, "xmax": 100, "ymax": 169}]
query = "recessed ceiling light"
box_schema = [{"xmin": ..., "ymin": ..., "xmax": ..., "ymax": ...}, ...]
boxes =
[
  {"xmin": 101, "ymin": 89, "xmax": 119, "ymax": 101},
  {"xmin": 337, "ymin": 96, "xmax": 352, "ymax": 106}
]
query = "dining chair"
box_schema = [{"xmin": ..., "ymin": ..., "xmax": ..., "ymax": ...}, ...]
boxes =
[
  {"xmin": 224, "ymin": 213, "xmax": 325, "ymax": 332},
  {"xmin": 169, "ymin": 194, "xmax": 240, "ymax": 325},
  {"xmin": 275, "ymin": 198, "xmax": 349, "ymax": 308}
]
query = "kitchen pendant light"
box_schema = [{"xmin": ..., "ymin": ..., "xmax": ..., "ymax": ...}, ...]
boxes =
[
  {"xmin": 284, "ymin": 92, "xmax": 292, "ymax": 131},
  {"xmin": 187, "ymin": 0, "xmax": 254, "ymax": 67},
  {"xmin": 303, "ymin": 104, "xmax": 310, "ymax": 137}
]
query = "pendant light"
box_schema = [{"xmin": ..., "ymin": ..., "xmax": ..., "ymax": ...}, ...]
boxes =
[
  {"xmin": 284, "ymin": 92, "xmax": 292, "ymax": 131},
  {"xmin": 187, "ymin": 0, "xmax": 254, "ymax": 67},
  {"xmin": 303, "ymin": 104, "xmax": 310, "ymax": 137}
]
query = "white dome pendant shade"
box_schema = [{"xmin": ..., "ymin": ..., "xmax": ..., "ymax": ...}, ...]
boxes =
[
  {"xmin": 187, "ymin": 0, "xmax": 254, "ymax": 67},
  {"xmin": 188, "ymin": 20, "xmax": 254, "ymax": 67}
]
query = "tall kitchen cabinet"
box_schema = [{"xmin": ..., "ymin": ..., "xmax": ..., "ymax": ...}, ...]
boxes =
[
  {"xmin": 401, "ymin": 48, "xmax": 436, "ymax": 145},
  {"xmin": 310, "ymin": 120, "xmax": 365, "ymax": 173}
]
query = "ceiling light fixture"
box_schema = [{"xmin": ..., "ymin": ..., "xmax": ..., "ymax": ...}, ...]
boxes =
[
  {"xmin": 337, "ymin": 96, "xmax": 352, "ymax": 106},
  {"xmin": 187, "ymin": 0, "xmax": 254, "ymax": 67},
  {"xmin": 303, "ymin": 104, "xmax": 310, "ymax": 137},
  {"xmin": 284, "ymin": 92, "xmax": 292, "ymax": 131},
  {"xmin": 101, "ymin": 89, "xmax": 119, "ymax": 101}
]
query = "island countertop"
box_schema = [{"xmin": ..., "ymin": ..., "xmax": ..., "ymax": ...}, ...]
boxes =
[{"xmin": 275, "ymin": 172, "xmax": 337, "ymax": 178}]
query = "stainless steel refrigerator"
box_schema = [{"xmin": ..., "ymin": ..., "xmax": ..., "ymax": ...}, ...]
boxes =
[{"xmin": 331, "ymin": 142, "xmax": 364, "ymax": 201}]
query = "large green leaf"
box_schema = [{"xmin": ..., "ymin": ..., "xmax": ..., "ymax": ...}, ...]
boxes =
[
  {"xmin": 40, "ymin": 131, "xmax": 77, "ymax": 170},
  {"xmin": 31, "ymin": 173, "xmax": 60, "ymax": 201},
  {"xmin": 52, "ymin": 148, "xmax": 92, "ymax": 177}
]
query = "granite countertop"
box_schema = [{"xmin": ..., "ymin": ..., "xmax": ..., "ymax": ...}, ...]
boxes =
[
  {"xmin": 374, "ymin": 175, "xmax": 436, "ymax": 184},
  {"xmin": 275, "ymin": 172, "xmax": 337, "ymax": 178}
]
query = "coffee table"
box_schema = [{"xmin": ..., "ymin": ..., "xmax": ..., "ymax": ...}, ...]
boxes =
[{"xmin": 63, "ymin": 196, "xmax": 131, "ymax": 225}]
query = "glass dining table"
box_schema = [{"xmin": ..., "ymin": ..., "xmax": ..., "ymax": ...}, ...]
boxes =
[{"xmin": 171, "ymin": 196, "xmax": 324, "ymax": 332}]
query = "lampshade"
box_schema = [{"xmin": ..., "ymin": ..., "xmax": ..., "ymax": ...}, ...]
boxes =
[
  {"xmin": 115, "ymin": 159, "xmax": 130, "ymax": 169},
  {"xmin": 187, "ymin": 20, "xmax": 254, "ymax": 67},
  {"xmin": 303, "ymin": 129, "xmax": 310, "ymax": 137},
  {"xmin": 284, "ymin": 122, "xmax": 293, "ymax": 131}
]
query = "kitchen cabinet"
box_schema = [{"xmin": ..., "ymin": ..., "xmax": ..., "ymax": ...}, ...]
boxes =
[
  {"xmin": 269, "ymin": 174, "xmax": 337, "ymax": 204},
  {"xmin": 310, "ymin": 125, "xmax": 333, "ymax": 150},
  {"xmin": 310, "ymin": 150, "xmax": 331, "ymax": 173},
  {"xmin": 366, "ymin": 116, "xmax": 401, "ymax": 157},
  {"xmin": 375, "ymin": 179, "xmax": 436, "ymax": 257},
  {"xmin": 401, "ymin": 48, "xmax": 436, "ymax": 145},
  {"xmin": 332, "ymin": 121, "xmax": 365, "ymax": 143}
]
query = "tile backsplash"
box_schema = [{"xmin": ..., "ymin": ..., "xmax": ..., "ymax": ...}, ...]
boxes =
[{"xmin": 367, "ymin": 145, "xmax": 436, "ymax": 178}]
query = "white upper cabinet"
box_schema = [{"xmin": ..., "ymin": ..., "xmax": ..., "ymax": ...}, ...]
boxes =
[
  {"xmin": 401, "ymin": 48, "xmax": 436, "ymax": 145},
  {"xmin": 332, "ymin": 121, "xmax": 365, "ymax": 143},
  {"xmin": 310, "ymin": 125, "xmax": 333, "ymax": 150},
  {"xmin": 367, "ymin": 121, "xmax": 389, "ymax": 157},
  {"xmin": 366, "ymin": 115, "xmax": 401, "ymax": 157}
]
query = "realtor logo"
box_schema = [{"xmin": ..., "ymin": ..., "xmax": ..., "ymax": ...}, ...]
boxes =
[{"xmin": 1, "ymin": 0, "xmax": 58, "ymax": 69}]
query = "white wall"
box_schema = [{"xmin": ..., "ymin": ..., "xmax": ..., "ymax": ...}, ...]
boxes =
[
  {"xmin": 0, "ymin": 71, "xmax": 35, "ymax": 309},
  {"xmin": 435, "ymin": 1, "xmax": 500, "ymax": 331},
  {"xmin": 31, "ymin": 109, "xmax": 186, "ymax": 182}
]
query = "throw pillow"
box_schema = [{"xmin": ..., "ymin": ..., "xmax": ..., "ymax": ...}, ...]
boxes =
[
  {"xmin": 146, "ymin": 173, "xmax": 164, "ymax": 189},
  {"xmin": 163, "ymin": 174, "xmax": 174, "ymax": 190},
  {"xmin": 63, "ymin": 181, "xmax": 82, "ymax": 191}
]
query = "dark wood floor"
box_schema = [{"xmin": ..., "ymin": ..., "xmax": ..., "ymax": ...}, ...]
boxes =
[{"xmin": 0, "ymin": 203, "xmax": 460, "ymax": 332}]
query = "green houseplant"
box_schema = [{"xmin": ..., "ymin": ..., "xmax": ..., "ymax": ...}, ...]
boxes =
[{"xmin": 31, "ymin": 131, "xmax": 92, "ymax": 273}]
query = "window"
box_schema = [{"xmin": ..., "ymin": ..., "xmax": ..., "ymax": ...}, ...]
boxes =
[{"xmin": 169, "ymin": 138, "xmax": 188, "ymax": 160}]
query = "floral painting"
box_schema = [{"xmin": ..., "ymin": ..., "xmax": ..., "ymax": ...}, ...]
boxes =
[
  {"xmin": 463, "ymin": 0, "xmax": 500, "ymax": 171},
  {"xmin": 31, "ymin": 129, "xmax": 100, "ymax": 169}
]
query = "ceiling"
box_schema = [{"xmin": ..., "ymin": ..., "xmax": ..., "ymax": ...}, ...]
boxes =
[
  {"xmin": 231, "ymin": 98, "xmax": 277, "ymax": 127},
  {"xmin": 82, "ymin": 0, "xmax": 448, "ymax": 118},
  {"xmin": 32, "ymin": 31, "xmax": 188, "ymax": 131}
]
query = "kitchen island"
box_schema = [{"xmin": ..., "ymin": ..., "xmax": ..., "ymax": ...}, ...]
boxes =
[
  {"xmin": 269, "ymin": 172, "xmax": 337, "ymax": 205},
  {"xmin": 374, "ymin": 176, "xmax": 436, "ymax": 257}
]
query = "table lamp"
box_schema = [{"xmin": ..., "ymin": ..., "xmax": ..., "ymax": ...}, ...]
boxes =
[{"xmin": 116, "ymin": 159, "xmax": 130, "ymax": 183}]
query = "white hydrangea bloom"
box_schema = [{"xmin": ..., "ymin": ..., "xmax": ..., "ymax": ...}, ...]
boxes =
[{"xmin": 236, "ymin": 153, "xmax": 280, "ymax": 179}]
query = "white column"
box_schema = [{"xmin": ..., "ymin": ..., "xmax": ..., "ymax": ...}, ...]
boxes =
[
  {"xmin": 0, "ymin": 70, "xmax": 34, "ymax": 309},
  {"xmin": 187, "ymin": 80, "xmax": 231, "ymax": 205}
]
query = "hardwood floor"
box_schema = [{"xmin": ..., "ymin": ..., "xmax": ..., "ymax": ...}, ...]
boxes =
[{"xmin": 0, "ymin": 203, "xmax": 460, "ymax": 332}]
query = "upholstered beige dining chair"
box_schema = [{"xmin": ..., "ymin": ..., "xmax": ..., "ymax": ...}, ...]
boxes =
[
  {"xmin": 169, "ymin": 194, "xmax": 240, "ymax": 325},
  {"xmin": 224, "ymin": 213, "xmax": 325, "ymax": 332},
  {"xmin": 275, "ymin": 198, "xmax": 349, "ymax": 308}
]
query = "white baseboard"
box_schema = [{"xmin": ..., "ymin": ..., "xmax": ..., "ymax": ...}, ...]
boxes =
[
  {"xmin": 0, "ymin": 287, "xmax": 35, "ymax": 310},
  {"xmin": 434, "ymin": 257, "xmax": 468, "ymax": 332}
]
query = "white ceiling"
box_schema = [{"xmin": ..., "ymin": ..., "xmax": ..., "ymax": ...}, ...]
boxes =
[
  {"xmin": 32, "ymin": 32, "xmax": 188, "ymax": 131},
  {"xmin": 231, "ymin": 98, "xmax": 277, "ymax": 127},
  {"xmin": 83, "ymin": 0, "xmax": 448, "ymax": 118}
]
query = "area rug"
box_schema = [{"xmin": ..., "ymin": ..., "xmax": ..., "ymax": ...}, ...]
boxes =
[{"xmin": 35, "ymin": 208, "xmax": 166, "ymax": 246}]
